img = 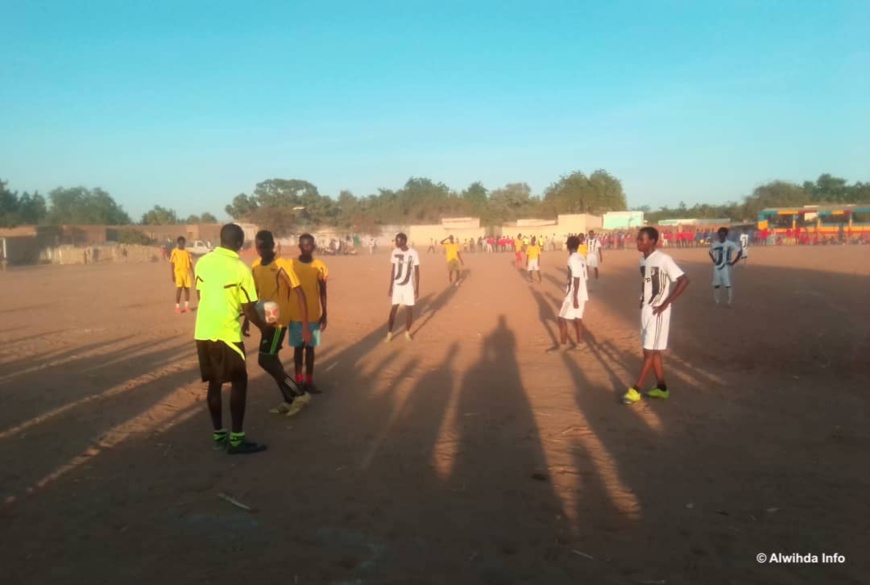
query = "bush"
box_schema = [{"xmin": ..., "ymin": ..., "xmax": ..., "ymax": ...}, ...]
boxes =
[{"xmin": 118, "ymin": 228, "xmax": 153, "ymax": 245}]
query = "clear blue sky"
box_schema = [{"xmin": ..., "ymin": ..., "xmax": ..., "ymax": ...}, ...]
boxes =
[{"xmin": 2, "ymin": 0, "xmax": 868, "ymax": 219}]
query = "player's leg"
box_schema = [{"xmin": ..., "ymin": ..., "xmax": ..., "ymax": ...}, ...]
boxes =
[
  {"xmin": 625, "ymin": 349, "xmax": 654, "ymax": 405},
  {"xmin": 225, "ymin": 341, "xmax": 266, "ymax": 454},
  {"xmin": 206, "ymin": 380, "xmax": 224, "ymax": 444},
  {"xmin": 258, "ymin": 327, "xmax": 304, "ymax": 413},
  {"xmin": 713, "ymin": 285, "xmax": 721, "ymax": 304},
  {"xmin": 197, "ymin": 340, "xmax": 228, "ymax": 448},
  {"xmin": 724, "ymin": 267, "xmax": 733, "ymax": 305},
  {"xmin": 279, "ymin": 324, "xmax": 311, "ymax": 417},
  {"xmin": 594, "ymin": 266, "xmax": 599, "ymax": 280},
  {"xmin": 175, "ymin": 286, "xmax": 183, "ymax": 313},
  {"xmin": 303, "ymin": 323, "xmax": 322, "ymax": 393},
  {"xmin": 294, "ymin": 347, "xmax": 304, "ymax": 384},
  {"xmin": 572, "ymin": 318, "xmax": 585, "ymax": 345},
  {"xmin": 304, "ymin": 345, "xmax": 316, "ymax": 391},
  {"xmin": 386, "ymin": 304, "xmax": 399, "ymax": 342},
  {"xmin": 558, "ymin": 317, "xmax": 568, "ymax": 345},
  {"xmin": 536, "ymin": 266, "xmax": 542, "ymax": 283},
  {"xmin": 405, "ymin": 306, "xmax": 414, "ymax": 340},
  {"xmin": 183, "ymin": 287, "xmax": 191, "ymax": 312}
]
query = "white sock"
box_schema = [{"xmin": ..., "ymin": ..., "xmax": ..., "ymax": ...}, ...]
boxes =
[
  {"xmin": 175, "ymin": 303, "xmax": 180, "ymax": 308},
  {"xmin": 185, "ymin": 301, "xmax": 189, "ymax": 308},
  {"xmin": 713, "ymin": 288, "xmax": 720, "ymax": 304},
  {"xmin": 727, "ymin": 288, "xmax": 733, "ymax": 304}
]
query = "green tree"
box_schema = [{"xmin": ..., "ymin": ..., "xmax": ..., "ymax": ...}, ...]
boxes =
[
  {"xmin": 225, "ymin": 193, "xmax": 259, "ymax": 220},
  {"xmin": 742, "ymin": 181, "xmax": 809, "ymax": 219},
  {"xmin": 141, "ymin": 205, "xmax": 178, "ymax": 225},
  {"xmin": 46, "ymin": 187, "xmax": 131, "ymax": 225},
  {"xmin": 461, "ymin": 181, "xmax": 488, "ymax": 213},
  {"xmin": 544, "ymin": 170, "xmax": 627, "ymax": 215},
  {"xmin": 0, "ymin": 181, "xmax": 48, "ymax": 227}
]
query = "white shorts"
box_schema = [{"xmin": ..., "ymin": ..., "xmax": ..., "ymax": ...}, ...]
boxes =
[
  {"xmin": 527, "ymin": 258, "xmax": 540, "ymax": 271},
  {"xmin": 641, "ymin": 304, "xmax": 671, "ymax": 351},
  {"xmin": 712, "ymin": 265, "xmax": 732, "ymax": 287},
  {"xmin": 391, "ymin": 284, "xmax": 415, "ymax": 307},
  {"xmin": 559, "ymin": 296, "xmax": 585, "ymax": 320},
  {"xmin": 587, "ymin": 254, "xmax": 599, "ymax": 268}
]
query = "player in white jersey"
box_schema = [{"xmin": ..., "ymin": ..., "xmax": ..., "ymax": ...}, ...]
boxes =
[
  {"xmin": 739, "ymin": 232, "xmax": 749, "ymax": 262},
  {"xmin": 623, "ymin": 227, "xmax": 690, "ymax": 405},
  {"xmin": 548, "ymin": 236, "xmax": 589, "ymax": 352},
  {"xmin": 386, "ymin": 233, "xmax": 420, "ymax": 342},
  {"xmin": 709, "ymin": 227, "xmax": 743, "ymax": 306},
  {"xmin": 586, "ymin": 230, "xmax": 603, "ymax": 280}
]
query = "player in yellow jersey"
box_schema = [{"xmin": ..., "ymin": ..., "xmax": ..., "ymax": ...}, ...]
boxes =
[
  {"xmin": 525, "ymin": 236, "xmax": 542, "ymax": 283},
  {"xmin": 170, "ymin": 236, "xmax": 194, "ymax": 313},
  {"xmin": 577, "ymin": 234, "xmax": 589, "ymax": 259},
  {"xmin": 514, "ymin": 234, "xmax": 524, "ymax": 269},
  {"xmin": 247, "ymin": 230, "xmax": 312, "ymax": 417},
  {"xmin": 289, "ymin": 234, "xmax": 329, "ymax": 394},
  {"xmin": 439, "ymin": 235, "xmax": 464, "ymax": 287}
]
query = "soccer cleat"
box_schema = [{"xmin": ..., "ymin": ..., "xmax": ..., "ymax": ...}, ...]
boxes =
[
  {"xmin": 285, "ymin": 392, "xmax": 312, "ymax": 418},
  {"xmin": 174, "ymin": 307, "xmax": 182, "ymax": 314},
  {"xmin": 647, "ymin": 387, "xmax": 669, "ymax": 399},
  {"xmin": 385, "ymin": 331, "xmax": 393, "ymax": 343},
  {"xmin": 269, "ymin": 401, "xmax": 292, "ymax": 414},
  {"xmin": 212, "ymin": 432, "xmax": 229, "ymax": 450},
  {"xmin": 622, "ymin": 387, "xmax": 642, "ymax": 405},
  {"xmin": 227, "ymin": 440, "xmax": 268, "ymax": 455}
]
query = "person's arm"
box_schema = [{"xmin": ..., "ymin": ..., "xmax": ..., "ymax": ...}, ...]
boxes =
[
  {"xmin": 170, "ymin": 252, "xmax": 176, "ymax": 282},
  {"xmin": 388, "ymin": 263, "xmax": 395, "ymax": 296},
  {"xmin": 730, "ymin": 244, "xmax": 742, "ymax": 265},
  {"xmin": 414, "ymin": 265, "xmax": 420, "ymax": 299},
  {"xmin": 572, "ymin": 277, "xmax": 580, "ymax": 308},
  {"xmin": 440, "ymin": 238, "xmax": 450, "ymax": 245},
  {"xmin": 241, "ymin": 302, "xmax": 270, "ymax": 331},
  {"xmin": 598, "ymin": 244, "xmax": 604, "ymax": 263},
  {"xmin": 319, "ymin": 278, "xmax": 328, "ymax": 332},
  {"xmin": 653, "ymin": 274, "xmax": 690, "ymax": 315},
  {"xmin": 457, "ymin": 251, "xmax": 464, "ymax": 265},
  {"xmin": 279, "ymin": 264, "xmax": 310, "ymax": 343}
]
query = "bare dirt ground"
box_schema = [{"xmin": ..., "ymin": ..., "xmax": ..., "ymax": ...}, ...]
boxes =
[{"xmin": 1, "ymin": 244, "xmax": 868, "ymax": 585}]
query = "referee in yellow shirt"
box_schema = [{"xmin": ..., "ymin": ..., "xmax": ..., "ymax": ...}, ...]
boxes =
[{"xmin": 195, "ymin": 224, "xmax": 270, "ymax": 455}]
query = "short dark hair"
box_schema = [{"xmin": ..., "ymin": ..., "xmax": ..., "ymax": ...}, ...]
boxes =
[
  {"xmin": 299, "ymin": 233, "xmax": 315, "ymax": 244},
  {"xmin": 718, "ymin": 227, "xmax": 729, "ymax": 235},
  {"xmin": 177, "ymin": 236, "xmax": 186, "ymax": 243},
  {"xmin": 566, "ymin": 236, "xmax": 580, "ymax": 250},
  {"xmin": 255, "ymin": 230, "xmax": 274, "ymax": 244},
  {"xmin": 220, "ymin": 223, "xmax": 245, "ymax": 249},
  {"xmin": 639, "ymin": 227, "xmax": 659, "ymax": 243},
  {"xmin": 396, "ymin": 232, "xmax": 408, "ymax": 241}
]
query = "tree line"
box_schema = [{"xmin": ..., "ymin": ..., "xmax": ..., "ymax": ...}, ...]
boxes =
[
  {"xmin": 0, "ymin": 183, "xmax": 217, "ymax": 228},
  {"xmin": 2, "ymin": 172, "xmax": 867, "ymax": 233}
]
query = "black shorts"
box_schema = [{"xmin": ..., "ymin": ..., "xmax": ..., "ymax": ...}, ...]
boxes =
[
  {"xmin": 259, "ymin": 326, "xmax": 286, "ymax": 356},
  {"xmin": 196, "ymin": 340, "xmax": 247, "ymax": 384}
]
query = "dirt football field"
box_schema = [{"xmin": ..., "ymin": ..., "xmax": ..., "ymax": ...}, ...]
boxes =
[{"xmin": 1, "ymin": 244, "xmax": 868, "ymax": 585}]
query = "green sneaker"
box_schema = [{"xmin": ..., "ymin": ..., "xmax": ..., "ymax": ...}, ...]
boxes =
[
  {"xmin": 622, "ymin": 387, "xmax": 642, "ymax": 405},
  {"xmin": 647, "ymin": 387, "xmax": 669, "ymax": 399},
  {"xmin": 212, "ymin": 431, "xmax": 229, "ymax": 451}
]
